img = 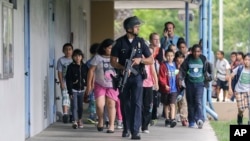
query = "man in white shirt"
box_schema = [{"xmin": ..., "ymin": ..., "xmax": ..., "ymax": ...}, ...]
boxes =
[{"xmin": 215, "ymin": 51, "xmax": 231, "ymax": 102}]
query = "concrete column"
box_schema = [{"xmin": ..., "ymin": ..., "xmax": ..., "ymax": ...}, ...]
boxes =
[{"xmin": 91, "ymin": 1, "xmax": 114, "ymax": 44}]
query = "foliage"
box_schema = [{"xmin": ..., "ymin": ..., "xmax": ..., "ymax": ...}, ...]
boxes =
[
  {"xmin": 212, "ymin": 0, "xmax": 250, "ymax": 54},
  {"xmin": 210, "ymin": 118, "xmax": 248, "ymax": 141},
  {"xmin": 133, "ymin": 9, "xmax": 200, "ymax": 47}
]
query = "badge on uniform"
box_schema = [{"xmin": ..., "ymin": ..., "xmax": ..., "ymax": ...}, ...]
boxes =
[{"xmin": 137, "ymin": 42, "xmax": 141, "ymax": 53}]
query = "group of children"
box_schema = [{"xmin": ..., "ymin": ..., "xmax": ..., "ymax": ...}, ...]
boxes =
[
  {"xmin": 56, "ymin": 27, "xmax": 250, "ymax": 138},
  {"xmin": 214, "ymin": 50, "xmax": 250, "ymax": 124},
  {"xmin": 57, "ymin": 39, "xmax": 123, "ymax": 132}
]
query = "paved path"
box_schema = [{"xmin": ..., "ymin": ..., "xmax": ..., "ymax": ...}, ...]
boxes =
[{"xmin": 27, "ymin": 119, "xmax": 218, "ymax": 141}]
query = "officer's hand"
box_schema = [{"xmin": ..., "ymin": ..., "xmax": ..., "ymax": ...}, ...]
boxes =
[
  {"xmin": 132, "ymin": 58, "xmax": 142, "ymax": 66},
  {"xmin": 176, "ymin": 95, "xmax": 183, "ymax": 102},
  {"xmin": 122, "ymin": 69, "xmax": 131, "ymax": 77}
]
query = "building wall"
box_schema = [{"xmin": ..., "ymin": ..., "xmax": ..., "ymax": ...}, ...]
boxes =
[
  {"xmin": 29, "ymin": 0, "xmax": 50, "ymax": 136},
  {"xmin": 54, "ymin": 0, "xmax": 71, "ymax": 115},
  {"xmin": 54, "ymin": 0, "xmax": 91, "ymax": 115},
  {"xmin": 91, "ymin": 1, "xmax": 114, "ymax": 44},
  {"xmin": 0, "ymin": 0, "xmax": 25, "ymax": 141},
  {"xmin": 70, "ymin": 0, "xmax": 91, "ymax": 61},
  {"xmin": 29, "ymin": 0, "xmax": 90, "ymax": 137},
  {"xmin": 0, "ymin": 0, "xmax": 91, "ymax": 140}
]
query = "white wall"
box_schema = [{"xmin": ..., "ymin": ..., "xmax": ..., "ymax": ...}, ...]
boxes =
[
  {"xmin": 0, "ymin": 0, "xmax": 25, "ymax": 141},
  {"xmin": 0, "ymin": 0, "xmax": 91, "ymax": 140},
  {"xmin": 29, "ymin": 0, "xmax": 50, "ymax": 136},
  {"xmin": 70, "ymin": 0, "xmax": 91, "ymax": 61},
  {"xmin": 54, "ymin": 0, "xmax": 71, "ymax": 115}
]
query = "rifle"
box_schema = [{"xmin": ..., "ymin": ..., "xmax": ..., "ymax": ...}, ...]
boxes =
[{"xmin": 111, "ymin": 44, "xmax": 139, "ymax": 93}]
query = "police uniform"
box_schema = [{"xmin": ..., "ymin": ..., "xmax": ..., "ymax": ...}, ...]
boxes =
[{"xmin": 111, "ymin": 35, "xmax": 151, "ymax": 136}]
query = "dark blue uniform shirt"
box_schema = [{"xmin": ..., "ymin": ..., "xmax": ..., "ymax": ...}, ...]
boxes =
[{"xmin": 111, "ymin": 35, "xmax": 151, "ymax": 69}]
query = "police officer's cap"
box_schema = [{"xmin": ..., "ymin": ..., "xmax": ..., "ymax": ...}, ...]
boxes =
[{"xmin": 123, "ymin": 16, "xmax": 141, "ymax": 30}]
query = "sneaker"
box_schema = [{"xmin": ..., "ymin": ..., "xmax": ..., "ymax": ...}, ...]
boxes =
[
  {"xmin": 165, "ymin": 119, "xmax": 170, "ymax": 127},
  {"xmin": 77, "ymin": 121, "xmax": 84, "ymax": 128},
  {"xmin": 72, "ymin": 122, "xmax": 78, "ymax": 129},
  {"xmin": 62, "ymin": 114, "xmax": 69, "ymax": 123},
  {"xmin": 170, "ymin": 119, "xmax": 177, "ymax": 128},
  {"xmin": 181, "ymin": 119, "xmax": 188, "ymax": 126},
  {"xmin": 122, "ymin": 131, "xmax": 130, "ymax": 138},
  {"xmin": 131, "ymin": 133, "xmax": 141, "ymax": 140},
  {"xmin": 237, "ymin": 114, "xmax": 243, "ymax": 125},
  {"xmin": 142, "ymin": 130, "xmax": 150, "ymax": 134},
  {"xmin": 117, "ymin": 120, "xmax": 123, "ymax": 129},
  {"xmin": 197, "ymin": 120, "xmax": 204, "ymax": 129},
  {"xmin": 188, "ymin": 122, "xmax": 196, "ymax": 128},
  {"xmin": 87, "ymin": 117, "xmax": 96, "ymax": 124},
  {"xmin": 176, "ymin": 114, "xmax": 181, "ymax": 122},
  {"xmin": 150, "ymin": 119, "xmax": 157, "ymax": 126}
]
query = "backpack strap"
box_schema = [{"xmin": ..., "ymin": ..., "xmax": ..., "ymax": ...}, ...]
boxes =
[
  {"xmin": 232, "ymin": 65, "xmax": 244, "ymax": 91},
  {"xmin": 235, "ymin": 65, "xmax": 244, "ymax": 81}
]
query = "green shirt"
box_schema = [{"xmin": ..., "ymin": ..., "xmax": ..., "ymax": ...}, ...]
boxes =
[{"xmin": 187, "ymin": 58, "xmax": 204, "ymax": 83}]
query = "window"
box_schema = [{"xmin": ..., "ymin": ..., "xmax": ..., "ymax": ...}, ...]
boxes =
[{"xmin": 0, "ymin": 1, "xmax": 13, "ymax": 79}]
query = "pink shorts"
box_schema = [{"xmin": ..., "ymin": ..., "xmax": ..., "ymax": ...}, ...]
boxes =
[{"xmin": 94, "ymin": 83, "xmax": 119, "ymax": 102}]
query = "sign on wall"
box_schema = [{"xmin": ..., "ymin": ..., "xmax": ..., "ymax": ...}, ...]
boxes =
[{"xmin": 0, "ymin": 1, "xmax": 13, "ymax": 79}]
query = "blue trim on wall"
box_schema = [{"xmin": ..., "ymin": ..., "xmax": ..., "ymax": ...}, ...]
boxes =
[{"xmin": 24, "ymin": 0, "xmax": 31, "ymax": 138}]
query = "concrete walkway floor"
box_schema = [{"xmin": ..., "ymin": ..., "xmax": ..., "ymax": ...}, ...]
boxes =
[{"xmin": 27, "ymin": 119, "xmax": 218, "ymax": 141}]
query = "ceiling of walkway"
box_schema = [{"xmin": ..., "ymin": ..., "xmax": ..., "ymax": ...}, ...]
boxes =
[{"xmin": 114, "ymin": 0, "xmax": 199, "ymax": 9}]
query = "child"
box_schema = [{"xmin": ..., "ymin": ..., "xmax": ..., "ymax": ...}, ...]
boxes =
[
  {"xmin": 85, "ymin": 43, "xmax": 100, "ymax": 124},
  {"xmin": 179, "ymin": 44, "xmax": 213, "ymax": 129},
  {"xmin": 215, "ymin": 50, "xmax": 231, "ymax": 102},
  {"xmin": 85, "ymin": 39, "xmax": 119, "ymax": 133},
  {"xmin": 148, "ymin": 33, "xmax": 164, "ymax": 126},
  {"xmin": 229, "ymin": 53, "xmax": 250, "ymax": 125},
  {"xmin": 66, "ymin": 49, "xmax": 88, "ymax": 129},
  {"xmin": 174, "ymin": 51, "xmax": 188, "ymax": 126},
  {"xmin": 56, "ymin": 43, "xmax": 73, "ymax": 123},
  {"xmin": 168, "ymin": 44, "xmax": 177, "ymax": 53},
  {"xmin": 159, "ymin": 49, "xmax": 178, "ymax": 128},
  {"xmin": 141, "ymin": 47, "xmax": 159, "ymax": 133}
]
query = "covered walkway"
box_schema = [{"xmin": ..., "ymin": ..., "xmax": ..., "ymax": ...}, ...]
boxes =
[{"xmin": 27, "ymin": 118, "xmax": 218, "ymax": 141}]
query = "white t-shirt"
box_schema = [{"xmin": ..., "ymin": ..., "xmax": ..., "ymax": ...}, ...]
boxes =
[
  {"xmin": 56, "ymin": 56, "xmax": 73, "ymax": 85},
  {"xmin": 233, "ymin": 67, "xmax": 250, "ymax": 92},
  {"xmin": 216, "ymin": 58, "xmax": 230, "ymax": 81},
  {"xmin": 90, "ymin": 54, "xmax": 116, "ymax": 88}
]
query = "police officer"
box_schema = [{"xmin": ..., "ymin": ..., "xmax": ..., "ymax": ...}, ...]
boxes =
[{"xmin": 111, "ymin": 16, "xmax": 153, "ymax": 140}]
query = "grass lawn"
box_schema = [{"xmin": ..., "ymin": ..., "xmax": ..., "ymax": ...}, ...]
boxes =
[{"xmin": 210, "ymin": 118, "xmax": 249, "ymax": 141}]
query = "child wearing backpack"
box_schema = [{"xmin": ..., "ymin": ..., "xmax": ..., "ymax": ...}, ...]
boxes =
[
  {"xmin": 229, "ymin": 53, "xmax": 250, "ymax": 125},
  {"xmin": 178, "ymin": 44, "xmax": 213, "ymax": 129}
]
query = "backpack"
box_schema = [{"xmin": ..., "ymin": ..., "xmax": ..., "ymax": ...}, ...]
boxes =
[{"xmin": 231, "ymin": 65, "xmax": 244, "ymax": 91}]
